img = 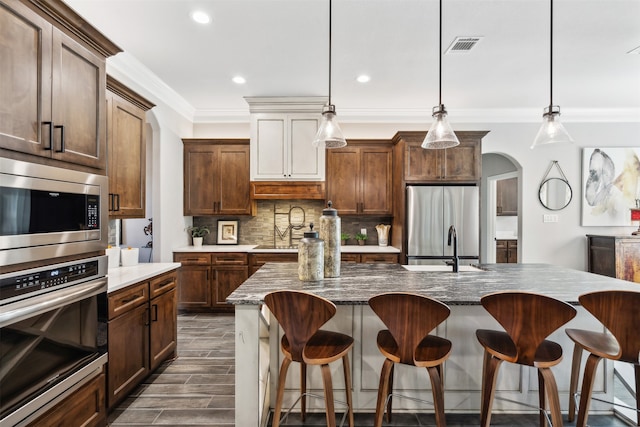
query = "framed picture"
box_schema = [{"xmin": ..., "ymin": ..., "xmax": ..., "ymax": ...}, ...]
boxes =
[
  {"xmin": 581, "ymin": 147, "xmax": 640, "ymax": 226},
  {"xmin": 217, "ymin": 220, "xmax": 238, "ymax": 245}
]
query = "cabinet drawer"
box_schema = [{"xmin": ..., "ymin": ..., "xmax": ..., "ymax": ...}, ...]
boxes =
[
  {"xmin": 251, "ymin": 253, "xmax": 298, "ymax": 264},
  {"xmin": 212, "ymin": 253, "xmax": 248, "ymax": 265},
  {"xmin": 360, "ymin": 253, "xmax": 398, "ymax": 264},
  {"xmin": 150, "ymin": 271, "xmax": 177, "ymax": 299},
  {"xmin": 108, "ymin": 282, "xmax": 149, "ymax": 320},
  {"xmin": 173, "ymin": 253, "xmax": 212, "ymax": 265},
  {"xmin": 341, "ymin": 253, "xmax": 360, "ymax": 263}
]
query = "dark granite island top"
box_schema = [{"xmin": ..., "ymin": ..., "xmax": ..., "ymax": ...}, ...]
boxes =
[{"xmin": 227, "ymin": 262, "xmax": 639, "ymax": 306}]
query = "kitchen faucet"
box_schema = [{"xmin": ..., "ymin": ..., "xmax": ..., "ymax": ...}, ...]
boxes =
[{"xmin": 447, "ymin": 225, "xmax": 459, "ymax": 272}]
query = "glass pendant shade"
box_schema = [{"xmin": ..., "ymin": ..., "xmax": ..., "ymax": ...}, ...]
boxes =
[
  {"xmin": 422, "ymin": 105, "xmax": 460, "ymax": 149},
  {"xmin": 530, "ymin": 105, "xmax": 574, "ymax": 149},
  {"xmin": 312, "ymin": 104, "xmax": 346, "ymax": 148}
]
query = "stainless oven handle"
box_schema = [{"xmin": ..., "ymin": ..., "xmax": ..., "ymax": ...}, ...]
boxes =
[{"xmin": 0, "ymin": 278, "xmax": 107, "ymax": 328}]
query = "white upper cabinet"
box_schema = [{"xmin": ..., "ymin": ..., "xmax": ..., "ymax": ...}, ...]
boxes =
[{"xmin": 246, "ymin": 97, "xmax": 326, "ymax": 181}]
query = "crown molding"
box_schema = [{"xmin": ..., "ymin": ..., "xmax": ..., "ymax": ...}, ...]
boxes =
[{"xmin": 106, "ymin": 52, "xmax": 195, "ymax": 122}]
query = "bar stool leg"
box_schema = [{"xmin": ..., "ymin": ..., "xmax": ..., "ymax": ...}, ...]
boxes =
[
  {"xmin": 576, "ymin": 354, "xmax": 603, "ymax": 427},
  {"xmin": 300, "ymin": 363, "xmax": 307, "ymax": 421},
  {"xmin": 427, "ymin": 365, "xmax": 446, "ymax": 427},
  {"xmin": 538, "ymin": 370, "xmax": 547, "ymax": 427},
  {"xmin": 480, "ymin": 350, "xmax": 502, "ymax": 427},
  {"xmin": 387, "ymin": 364, "xmax": 394, "ymax": 422},
  {"xmin": 374, "ymin": 358, "xmax": 394, "ymax": 427},
  {"xmin": 342, "ymin": 354, "xmax": 355, "ymax": 427},
  {"xmin": 273, "ymin": 358, "xmax": 292, "ymax": 427},
  {"xmin": 568, "ymin": 344, "xmax": 583, "ymax": 422},
  {"xmin": 539, "ymin": 367, "xmax": 563, "ymax": 427},
  {"xmin": 320, "ymin": 363, "xmax": 337, "ymax": 427}
]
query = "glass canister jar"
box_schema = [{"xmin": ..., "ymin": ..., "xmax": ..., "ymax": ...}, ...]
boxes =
[
  {"xmin": 298, "ymin": 223, "xmax": 324, "ymax": 281},
  {"xmin": 319, "ymin": 201, "xmax": 341, "ymax": 278}
]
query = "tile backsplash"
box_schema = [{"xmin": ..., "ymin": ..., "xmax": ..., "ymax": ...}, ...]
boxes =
[{"xmin": 194, "ymin": 200, "xmax": 392, "ymax": 246}]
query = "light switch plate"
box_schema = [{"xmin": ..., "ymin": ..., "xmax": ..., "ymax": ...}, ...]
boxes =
[
  {"xmin": 361, "ymin": 228, "xmax": 367, "ymax": 235},
  {"xmin": 543, "ymin": 214, "xmax": 559, "ymax": 223}
]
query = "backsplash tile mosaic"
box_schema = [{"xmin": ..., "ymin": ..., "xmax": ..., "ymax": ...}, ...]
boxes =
[{"xmin": 193, "ymin": 200, "xmax": 393, "ymax": 246}]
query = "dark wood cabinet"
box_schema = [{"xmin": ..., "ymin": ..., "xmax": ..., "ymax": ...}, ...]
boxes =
[
  {"xmin": 326, "ymin": 140, "xmax": 393, "ymax": 215},
  {"xmin": 249, "ymin": 252, "xmax": 298, "ymax": 275},
  {"xmin": 27, "ymin": 373, "xmax": 106, "ymax": 427},
  {"xmin": 106, "ymin": 270, "xmax": 177, "ymax": 409},
  {"xmin": 587, "ymin": 235, "xmax": 640, "ymax": 283},
  {"xmin": 183, "ymin": 139, "xmax": 252, "ymax": 216},
  {"xmin": 496, "ymin": 239, "xmax": 518, "ymax": 263},
  {"xmin": 106, "ymin": 76, "xmax": 154, "ymax": 218},
  {"xmin": 0, "ymin": 0, "xmax": 119, "ymax": 170},
  {"xmin": 399, "ymin": 133, "xmax": 482, "ymax": 183},
  {"xmin": 174, "ymin": 252, "xmax": 248, "ymax": 311},
  {"xmin": 497, "ymin": 177, "xmax": 518, "ymax": 216},
  {"xmin": 341, "ymin": 253, "xmax": 399, "ymax": 264}
]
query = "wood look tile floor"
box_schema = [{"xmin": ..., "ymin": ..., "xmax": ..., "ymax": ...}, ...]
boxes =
[{"xmin": 107, "ymin": 313, "xmax": 633, "ymax": 426}]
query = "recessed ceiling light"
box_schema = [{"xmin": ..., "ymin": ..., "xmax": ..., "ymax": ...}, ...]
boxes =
[
  {"xmin": 191, "ymin": 11, "xmax": 210, "ymax": 24},
  {"xmin": 356, "ymin": 75, "xmax": 370, "ymax": 83},
  {"xmin": 232, "ymin": 76, "xmax": 246, "ymax": 84}
]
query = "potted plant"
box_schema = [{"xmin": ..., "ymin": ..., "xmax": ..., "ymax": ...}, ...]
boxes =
[
  {"xmin": 340, "ymin": 232, "xmax": 351, "ymax": 246},
  {"xmin": 355, "ymin": 232, "xmax": 367, "ymax": 246},
  {"xmin": 187, "ymin": 225, "xmax": 210, "ymax": 247}
]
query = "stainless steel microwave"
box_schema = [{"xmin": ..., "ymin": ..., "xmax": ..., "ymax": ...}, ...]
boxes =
[{"xmin": 0, "ymin": 158, "xmax": 108, "ymax": 267}]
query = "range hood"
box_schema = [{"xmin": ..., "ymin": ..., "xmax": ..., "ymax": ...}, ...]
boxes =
[{"xmin": 250, "ymin": 181, "xmax": 325, "ymax": 200}]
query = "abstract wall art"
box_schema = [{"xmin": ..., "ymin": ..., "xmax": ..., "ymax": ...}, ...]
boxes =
[{"xmin": 582, "ymin": 147, "xmax": 640, "ymax": 226}]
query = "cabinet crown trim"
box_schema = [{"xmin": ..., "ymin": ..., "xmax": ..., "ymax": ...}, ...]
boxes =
[
  {"xmin": 245, "ymin": 96, "xmax": 327, "ymax": 113},
  {"xmin": 107, "ymin": 76, "xmax": 155, "ymax": 111},
  {"xmin": 26, "ymin": 0, "xmax": 122, "ymax": 57}
]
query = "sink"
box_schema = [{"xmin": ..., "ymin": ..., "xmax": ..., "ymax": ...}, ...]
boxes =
[{"xmin": 402, "ymin": 265, "xmax": 485, "ymax": 272}]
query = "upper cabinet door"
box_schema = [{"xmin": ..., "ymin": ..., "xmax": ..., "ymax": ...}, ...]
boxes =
[
  {"xmin": 217, "ymin": 145, "xmax": 251, "ymax": 215},
  {"xmin": 250, "ymin": 113, "xmax": 323, "ymax": 181},
  {"xmin": 51, "ymin": 30, "xmax": 106, "ymax": 169},
  {"xmin": 0, "ymin": 0, "xmax": 52, "ymax": 156}
]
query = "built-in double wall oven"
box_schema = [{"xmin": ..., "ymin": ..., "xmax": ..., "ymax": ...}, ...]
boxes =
[{"xmin": 0, "ymin": 158, "xmax": 109, "ymax": 426}]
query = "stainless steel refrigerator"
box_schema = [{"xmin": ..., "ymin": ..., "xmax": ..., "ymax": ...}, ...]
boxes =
[{"xmin": 406, "ymin": 185, "xmax": 480, "ymax": 265}]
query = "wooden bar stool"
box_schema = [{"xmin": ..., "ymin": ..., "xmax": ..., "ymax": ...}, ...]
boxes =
[
  {"xmin": 368, "ymin": 292, "xmax": 452, "ymax": 427},
  {"xmin": 566, "ymin": 290, "xmax": 640, "ymax": 427},
  {"xmin": 264, "ymin": 290, "xmax": 354, "ymax": 427},
  {"xmin": 476, "ymin": 291, "xmax": 576, "ymax": 427}
]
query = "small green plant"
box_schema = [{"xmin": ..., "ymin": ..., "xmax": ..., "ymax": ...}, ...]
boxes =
[
  {"xmin": 354, "ymin": 232, "xmax": 367, "ymax": 241},
  {"xmin": 340, "ymin": 232, "xmax": 351, "ymax": 241},
  {"xmin": 187, "ymin": 225, "xmax": 210, "ymax": 238}
]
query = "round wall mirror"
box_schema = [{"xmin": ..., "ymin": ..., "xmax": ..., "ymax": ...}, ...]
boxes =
[{"xmin": 539, "ymin": 178, "xmax": 572, "ymax": 210}]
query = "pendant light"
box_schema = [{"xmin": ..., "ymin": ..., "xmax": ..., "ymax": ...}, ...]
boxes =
[
  {"xmin": 312, "ymin": 0, "xmax": 347, "ymax": 149},
  {"xmin": 422, "ymin": 0, "xmax": 459, "ymax": 150},
  {"xmin": 531, "ymin": 0, "xmax": 574, "ymax": 149}
]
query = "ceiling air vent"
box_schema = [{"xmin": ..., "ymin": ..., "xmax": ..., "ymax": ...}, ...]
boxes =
[{"xmin": 445, "ymin": 37, "xmax": 483, "ymax": 54}]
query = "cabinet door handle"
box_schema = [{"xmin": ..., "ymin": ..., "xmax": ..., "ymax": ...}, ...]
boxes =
[
  {"xmin": 121, "ymin": 294, "xmax": 143, "ymax": 304},
  {"xmin": 42, "ymin": 121, "xmax": 53, "ymax": 150},
  {"xmin": 151, "ymin": 304, "xmax": 158, "ymax": 322},
  {"xmin": 144, "ymin": 307, "xmax": 150, "ymax": 326},
  {"xmin": 54, "ymin": 125, "xmax": 65, "ymax": 153},
  {"xmin": 156, "ymin": 279, "xmax": 174, "ymax": 290},
  {"xmin": 108, "ymin": 193, "xmax": 114, "ymax": 211},
  {"xmin": 114, "ymin": 194, "xmax": 120, "ymax": 211}
]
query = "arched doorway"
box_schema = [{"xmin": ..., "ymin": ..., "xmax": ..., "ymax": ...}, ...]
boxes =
[{"xmin": 481, "ymin": 153, "xmax": 522, "ymax": 263}]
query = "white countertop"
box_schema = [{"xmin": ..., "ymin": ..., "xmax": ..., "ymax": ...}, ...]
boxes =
[
  {"xmin": 107, "ymin": 262, "xmax": 181, "ymax": 294},
  {"xmin": 173, "ymin": 244, "xmax": 400, "ymax": 254}
]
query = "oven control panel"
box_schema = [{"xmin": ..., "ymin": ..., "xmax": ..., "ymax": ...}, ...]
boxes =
[{"xmin": 0, "ymin": 259, "xmax": 101, "ymax": 303}]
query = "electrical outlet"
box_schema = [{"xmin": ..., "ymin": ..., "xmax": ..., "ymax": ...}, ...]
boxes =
[
  {"xmin": 543, "ymin": 214, "xmax": 559, "ymax": 223},
  {"xmin": 361, "ymin": 228, "xmax": 367, "ymax": 235}
]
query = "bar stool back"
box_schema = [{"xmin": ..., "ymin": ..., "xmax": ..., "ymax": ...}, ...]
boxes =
[
  {"xmin": 566, "ymin": 290, "xmax": 640, "ymax": 427},
  {"xmin": 476, "ymin": 291, "xmax": 576, "ymax": 427},
  {"xmin": 368, "ymin": 292, "xmax": 452, "ymax": 427},
  {"xmin": 264, "ymin": 290, "xmax": 354, "ymax": 427}
]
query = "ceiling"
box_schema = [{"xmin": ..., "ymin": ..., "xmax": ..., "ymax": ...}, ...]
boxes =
[{"xmin": 65, "ymin": 0, "xmax": 640, "ymax": 123}]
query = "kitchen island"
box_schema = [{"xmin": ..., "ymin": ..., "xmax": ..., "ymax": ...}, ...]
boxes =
[{"xmin": 227, "ymin": 262, "xmax": 639, "ymax": 427}]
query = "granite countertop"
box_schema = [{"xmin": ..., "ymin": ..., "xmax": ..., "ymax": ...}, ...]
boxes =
[
  {"xmin": 227, "ymin": 262, "xmax": 639, "ymax": 306},
  {"xmin": 173, "ymin": 245, "xmax": 400, "ymax": 254},
  {"xmin": 108, "ymin": 262, "xmax": 181, "ymax": 294}
]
